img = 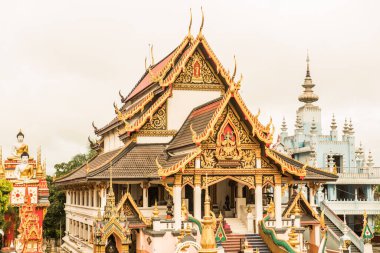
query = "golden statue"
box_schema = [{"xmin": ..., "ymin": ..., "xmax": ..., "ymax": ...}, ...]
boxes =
[
  {"xmin": 7, "ymin": 130, "xmax": 32, "ymax": 160},
  {"xmin": 14, "ymin": 152, "xmax": 36, "ymax": 182}
]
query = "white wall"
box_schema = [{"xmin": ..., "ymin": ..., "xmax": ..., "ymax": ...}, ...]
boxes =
[{"xmin": 167, "ymin": 90, "xmax": 221, "ymax": 130}]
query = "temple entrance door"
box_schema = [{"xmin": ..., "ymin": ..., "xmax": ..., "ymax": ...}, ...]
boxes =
[
  {"xmin": 129, "ymin": 230, "xmax": 137, "ymax": 253},
  {"xmin": 184, "ymin": 185, "xmax": 194, "ymax": 213},
  {"xmin": 106, "ymin": 235, "xmax": 119, "ymax": 253}
]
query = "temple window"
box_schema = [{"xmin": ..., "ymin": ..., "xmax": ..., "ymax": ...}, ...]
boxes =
[{"xmin": 333, "ymin": 155, "xmax": 343, "ymax": 173}]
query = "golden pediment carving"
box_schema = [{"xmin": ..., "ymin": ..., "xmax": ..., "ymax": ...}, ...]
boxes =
[
  {"xmin": 141, "ymin": 103, "xmax": 167, "ymax": 130},
  {"xmin": 175, "ymin": 51, "xmax": 219, "ymax": 84},
  {"xmin": 200, "ymin": 106, "xmax": 259, "ymax": 169}
]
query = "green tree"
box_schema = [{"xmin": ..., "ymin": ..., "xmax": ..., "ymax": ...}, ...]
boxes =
[
  {"xmin": 54, "ymin": 149, "xmax": 97, "ymax": 177},
  {"xmin": 0, "ymin": 179, "xmax": 13, "ymax": 229},
  {"xmin": 43, "ymin": 148, "xmax": 96, "ymax": 240}
]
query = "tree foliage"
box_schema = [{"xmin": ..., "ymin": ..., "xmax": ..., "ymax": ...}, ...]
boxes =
[
  {"xmin": 54, "ymin": 149, "xmax": 97, "ymax": 178},
  {"xmin": 0, "ymin": 179, "xmax": 13, "ymax": 229},
  {"xmin": 43, "ymin": 148, "xmax": 97, "ymax": 239}
]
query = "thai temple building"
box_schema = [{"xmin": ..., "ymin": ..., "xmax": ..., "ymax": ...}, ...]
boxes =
[
  {"xmin": 277, "ymin": 53, "xmax": 380, "ymax": 252},
  {"xmin": 54, "ymin": 11, "xmax": 375, "ymax": 253}
]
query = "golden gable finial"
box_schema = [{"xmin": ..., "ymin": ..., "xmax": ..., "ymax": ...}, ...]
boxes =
[
  {"xmin": 150, "ymin": 44, "xmax": 155, "ymax": 66},
  {"xmin": 190, "ymin": 124, "xmax": 198, "ymax": 143},
  {"xmin": 232, "ymin": 55, "xmax": 237, "ymax": 81},
  {"xmin": 188, "ymin": 8, "xmax": 192, "ymax": 37},
  {"xmin": 199, "ymin": 7, "xmax": 204, "ymax": 36}
]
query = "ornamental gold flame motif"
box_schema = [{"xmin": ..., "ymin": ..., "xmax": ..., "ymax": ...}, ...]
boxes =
[{"xmin": 215, "ymin": 118, "xmax": 242, "ymax": 161}]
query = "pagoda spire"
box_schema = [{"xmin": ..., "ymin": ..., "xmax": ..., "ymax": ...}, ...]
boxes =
[
  {"xmin": 330, "ymin": 114, "xmax": 337, "ymax": 130},
  {"xmin": 298, "ymin": 51, "xmax": 319, "ymax": 105},
  {"xmin": 349, "ymin": 119, "xmax": 355, "ymax": 135},
  {"xmin": 281, "ymin": 117, "xmax": 288, "ymax": 133},
  {"xmin": 367, "ymin": 150, "xmax": 374, "ymax": 168}
]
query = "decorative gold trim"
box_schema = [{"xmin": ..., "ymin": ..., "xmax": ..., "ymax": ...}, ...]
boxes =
[
  {"xmin": 283, "ymin": 191, "xmax": 319, "ymax": 220},
  {"xmin": 265, "ymin": 148, "xmax": 307, "ymax": 177},
  {"xmin": 173, "ymin": 83, "xmax": 224, "ymax": 91},
  {"xmin": 119, "ymin": 88, "xmax": 172, "ymax": 135},
  {"xmin": 157, "ymin": 147, "xmax": 202, "ymax": 177},
  {"xmin": 116, "ymin": 192, "xmax": 151, "ymax": 226},
  {"xmin": 182, "ymin": 175, "xmax": 194, "ymax": 188},
  {"xmin": 200, "ymin": 175, "xmax": 255, "ymax": 189},
  {"xmin": 137, "ymin": 130, "xmax": 177, "ymax": 136},
  {"xmin": 115, "ymin": 92, "xmax": 154, "ymax": 121}
]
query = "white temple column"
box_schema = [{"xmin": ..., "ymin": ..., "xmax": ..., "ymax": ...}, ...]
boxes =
[
  {"xmin": 66, "ymin": 217, "xmax": 69, "ymax": 234},
  {"xmin": 255, "ymin": 182, "xmax": 263, "ymax": 232},
  {"xmin": 173, "ymin": 175, "xmax": 182, "ymax": 230},
  {"xmin": 309, "ymin": 186, "xmax": 315, "ymax": 207},
  {"xmin": 78, "ymin": 191, "xmax": 81, "ymax": 206},
  {"xmin": 141, "ymin": 183, "xmax": 149, "ymax": 208},
  {"xmin": 237, "ymin": 183, "xmax": 243, "ymax": 198},
  {"xmin": 100, "ymin": 187, "xmax": 107, "ymax": 214},
  {"xmin": 274, "ymin": 176, "xmax": 282, "ymax": 228},
  {"xmin": 194, "ymin": 175, "xmax": 202, "ymax": 220},
  {"xmin": 88, "ymin": 189, "xmax": 92, "ymax": 207},
  {"xmin": 84, "ymin": 190, "xmax": 88, "ymax": 206},
  {"xmin": 236, "ymin": 183, "xmax": 246, "ymax": 219},
  {"xmin": 93, "ymin": 188, "xmax": 98, "ymax": 208},
  {"xmin": 66, "ymin": 191, "xmax": 71, "ymax": 206}
]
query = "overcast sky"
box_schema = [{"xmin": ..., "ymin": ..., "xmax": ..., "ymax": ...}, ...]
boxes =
[{"xmin": 1, "ymin": 0, "xmax": 379, "ymax": 175}]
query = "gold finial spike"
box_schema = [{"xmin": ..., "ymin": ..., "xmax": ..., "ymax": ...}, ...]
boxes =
[
  {"xmin": 0, "ymin": 145, "xmax": 2, "ymax": 162},
  {"xmin": 232, "ymin": 55, "xmax": 237, "ymax": 80},
  {"xmin": 152, "ymin": 199, "xmax": 159, "ymax": 218},
  {"xmin": 37, "ymin": 145, "xmax": 41, "ymax": 166},
  {"xmin": 110, "ymin": 161, "xmax": 113, "ymax": 189},
  {"xmin": 306, "ymin": 49, "xmax": 311, "ymax": 77},
  {"xmin": 150, "ymin": 44, "xmax": 155, "ymax": 66},
  {"xmin": 188, "ymin": 8, "xmax": 193, "ymax": 36},
  {"xmin": 145, "ymin": 56, "xmax": 148, "ymax": 71},
  {"xmin": 119, "ymin": 90, "xmax": 125, "ymax": 101},
  {"xmin": 363, "ymin": 210, "xmax": 368, "ymax": 222},
  {"xmin": 199, "ymin": 7, "xmax": 204, "ymax": 35}
]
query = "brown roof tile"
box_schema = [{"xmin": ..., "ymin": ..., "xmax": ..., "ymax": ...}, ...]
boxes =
[
  {"xmin": 55, "ymin": 147, "xmax": 122, "ymax": 184},
  {"xmin": 167, "ymin": 97, "xmax": 222, "ymax": 151},
  {"xmin": 89, "ymin": 143, "xmax": 166, "ymax": 179},
  {"xmin": 272, "ymin": 150, "xmax": 338, "ymax": 181}
]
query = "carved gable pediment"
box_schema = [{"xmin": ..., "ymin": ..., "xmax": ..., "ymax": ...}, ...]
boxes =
[
  {"xmin": 174, "ymin": 50, "xmax": 221, "ymax": 88},
  {"xmin": 140, "ymin": 103, "xmax": 167, "ymax": 131},
  {"xmin": 200, "ymin": 105, "xmax": 260, "ymax": 169}
]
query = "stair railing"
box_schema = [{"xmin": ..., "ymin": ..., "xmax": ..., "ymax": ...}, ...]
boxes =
[{"xmin": 320, "ymin": 201, "xmax": 364, "ymax": 252}]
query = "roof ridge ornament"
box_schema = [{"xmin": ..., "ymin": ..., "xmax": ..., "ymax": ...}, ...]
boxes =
[
  {"xmin": 92, "ymin": 121, "xmax": 98, "ymax": 132},
  {"xmin": 119, "ymin": 90, "xmax": 125, "ymax": 102},
  {"xmin": 199, "ymin": 7, "xmax": 204, "ymax": 37},
  {"xmin": 232, "ymin": 55, "xmax": 237, "ymax": 81},
  {"xmin": 188, "ymin": 8, "xmax": 192, "ymax": 37},
  {"xmin": 150, "ymin": 44, "xmax": 155, "ymax": 66}
]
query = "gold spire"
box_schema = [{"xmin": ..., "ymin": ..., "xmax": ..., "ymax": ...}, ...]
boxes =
[
  {"xmin": 199, "ymin": 173, "xmax": 217, "ymax": 253},
  {"xmin": 298, "ymin": 51, "xmax": 319, "ymax": 105},
  {"xmin": 288, "ymin": 226, "xmax": 299, "ymax": 247},
  {"xmin": 152, "ymin": 199, "xmax": 159, "ymax": 218},
  {"xmin": 150, "ymin": 44, "xmax": 155, "ymax": 66},
  {"xmin": 199, "ymin": 7, "xmax": 204, "ymax": 36},
  {"xmin": 292, "ymin": 201, "xmax": 302, "ymax": 216},
  {"xmin": 188, "ymin": 8, "xmax": 192, "ymax": 37},
  {"xmin": 232, "ymin": 55, "xmax": 237, "ymax": 81}
]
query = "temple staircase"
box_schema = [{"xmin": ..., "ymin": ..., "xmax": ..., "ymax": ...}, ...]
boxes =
[
  {"xmin": 221, "ymin": 219, "xmax": 271, "ymax": 253},
  {"xmin": 319, "ymin": 203, "xmax": 362, "ymax": 253}
]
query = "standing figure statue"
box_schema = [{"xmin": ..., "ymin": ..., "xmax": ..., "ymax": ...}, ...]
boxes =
[{"xmin": 7, "ymin": 130, "xmax": 33, "ymax": 160}]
